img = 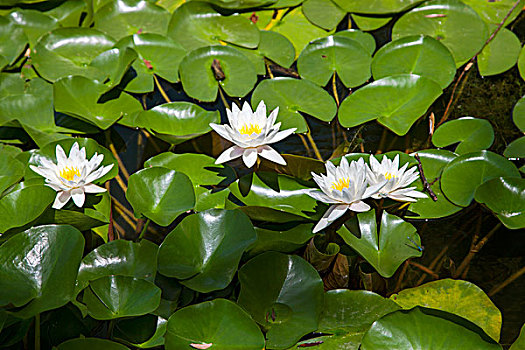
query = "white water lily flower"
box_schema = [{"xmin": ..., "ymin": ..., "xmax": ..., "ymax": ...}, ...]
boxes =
[
  {"xmin": 209, "ymin": 101, "xmax": 296, "ymax": 168},
  {"xmin": 30, "ymin": 142, "xmax": 114, "ymax": 209},
  {"xmin": 308, "ymin": 157, "xmax": 386, "ymax": 233},
  {"xmin": 365, "ymin": 154, "xmax": 427, "ymax": 202}
]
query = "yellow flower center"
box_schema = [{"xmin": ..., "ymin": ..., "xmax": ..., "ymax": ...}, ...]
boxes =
[
  {"xmin": 384, "ymin": 172, "xmax": 396, "ymax": 180},
  {"xmin": 59, "ymin": 166, "xmax": 81, "ymax": 181},
  {"xmin": 331, "ymin": 178, "xmax": 351, "ymax": 191},
  {"xmin": 239, "ymin": 123, "xmax": 262, "ymax": 135}
]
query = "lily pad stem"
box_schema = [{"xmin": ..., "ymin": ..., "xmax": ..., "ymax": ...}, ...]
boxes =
[
  {"xmin": 218, "ymin": 86, "xmax": 229, "ymax": 110},
  {"xmin": 138, "ymin": 218, "xmax": 151, "ymax": 241},
  {"xmin": 153, "ymin": 75, "xmax": 172, "ymax": 103}
]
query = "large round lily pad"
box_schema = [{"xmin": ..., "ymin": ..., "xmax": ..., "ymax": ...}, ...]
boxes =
[
  {"xmin": 371, "ymin": 34, "xmax": 456, "ymax": 89},
  {"xmin": 474, "ymin": 177, "xmax": 525, "ymax": 230},
  {"xmin": 338, "ymin": 74, "xmax": 442, "ymax": 135},
  {"xmin": 165, "ymin": 299, "xmax": 265, "ymax": 350},
  {"xmin": 179, "ymin": 45, "xmax": 257, "ymax": 102},
  {"xmin": 440, "ymin": 150, "xmax": 520, "ymax": 207},
  {"xmin": 126, "ymin": 167, "xmax": 195, "ymax": 226},
  {"xmin": 238, "ymin": 251, "xmax": 324, "ymax": 349},
  {"xmin": 390, "ymin": 279, "xmax": 502, "ymax": 341},
  {"xmin": 251, "ymin": 77, "xmax": 337, "ymax": 132},
  {"xmin": 337, "ymin": 211, "xmax": 422, "ymax": 278},
  {"xmin": 158, "ymin": 209, "xmax": 256, "ymax": 293},
  {"xmin": 392, "ymin": 0, "xmax": 488, "ymax": 67},
  {"xmin": 297, "ymin": 35, "xmax": 372, "ymax": 88},
  {"xmin": 478, "ymin": 27, "xmax": 521, "ymax": 77},
  {"xmin": 333, "ymin": 0, "xmax": 423, "ymax": 14},
  {"xmin": 432, "ymin": 117, "xmax": 494, "ymax": 154}
]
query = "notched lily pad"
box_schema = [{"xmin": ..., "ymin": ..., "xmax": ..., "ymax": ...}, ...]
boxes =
[{"xmin": 432, "ymin": 117, "xmax": 494, "ymax": 154}]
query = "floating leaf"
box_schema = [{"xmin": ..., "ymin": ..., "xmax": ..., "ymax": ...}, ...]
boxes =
[
  {"xmin": 238, "ymin": 251, "xmax": 324, "ymax": 349},
  {"xmin": 251, "ymin": 77, "xmax": 337, "ymax": 132},
  {"xmin": 478, "ymin": 27, "xmax": 521, "ymax": 76},
  {"xmin": 432, "ymin": 117, "xmax": 494, "ymax": 154},
  {"xmin": 165, "ymin": 299, "xmax": 265, "ymax": 350},
  {"xmin": 334, "ymin": 29, "xmax": 376, "ymax": 55},
  {"xmin": 0, "ymin": 145, "xmax": 25, "ymax": 194},
  {"xmin": 519, "ymin": 45, "xmax": 525, "ymax": 82},
  {"xmin": 510, "ymin": 324, "xmax": 525, "ymax": 350},
  {"xmin": 504, "ymin": 137, "xmax": 525, "ymax": 158},
  {"xmin": 440, "ymin": 150, "xmax": 520, "ymax": 207},
  {"xmin": 83, "ymin": 275, "xmax": 161, "ymax": 320},
  {"xmin": 297, "ymin": 290, "xmax": 400, "ymax": 349},
  {"xmin": 372, "ymin": 35, "xmax": 456, "ymax": 89},
  {"xmin": 297, "ymin": 35, "xmax": 372, "ymax": 88},
  {"xmin": 338, "ymin": 74, "xmax": 442, "ymax": 135},
  {"xmin": 461, "ymin": 0, "xmax": 524, "ymax": 26},
  {"xmin": 0, "ymin": 225, "xmax": 84, "ymax": 318},
  {"xmin": 126, "ymin": 167, "xmax": 195, "ymax": 226},
  {"xmin": 333, "ymin": 0, "xmax": 423, "ymax": 14},
  {"xmin": 351, "ymin": 14, "xmax": 392, "ymax": 31},
  {"xmin": 167, "ymin": 2, "xmax": 259, "ymax": 51},
  {"xmin": 361, "ymin": 307, "xmax": 502, "ymax": 349},
  {"xmin": 197, "ymin": 0, "xmax": 276, "ymax": 9},
  {"xmin": 513, "ymin": 95, "xmax": 525, "ymax": 132},
  {"xmin": 392, "ymin": 0, "xmax": 488, "ymax": 67},
  {"xmin": 45, "ymin": 0, "xmax": 86, "ymax": 27},
  {"xmin": 94, "ymin": 0, "xmax": 170, "ymax": 40},
  {"xmin": 179, "ymin": 45, "xmax": 257, "ymax": 102},
  {"xmin": 302, "ymin": 0, "xmax": 346, "ymax": 30},
  {"xmin": 7, "ymin": 9, "xmax": 59, "ymax": 46},
  {"xmin": 0, "ymin": 16, "xmax": 27, "ymax": 67},
  {"xmin": 54, "ymin": 76, "xmax": 143, "ymax": 130},
  {"xmin": 57, "ymin": 338, "xmax": 129, "ymax": 350},
  {"xmin": 474, "ymin": 177, "xmax": 525, "ymax": 229},
  {"xmin": 88, "ymin": 47, "xmax": 138, "ymax": 89},
  {"xmin": 391, "ymin": 279, "xmax": 502, "ymax": 341},
  {"xmin": 158, "ymin": 209, "xmax": 256, "ymax": 292},
  {"xmin": 247, "ymin": 224, "xmax": 315, "ymax": 257}
]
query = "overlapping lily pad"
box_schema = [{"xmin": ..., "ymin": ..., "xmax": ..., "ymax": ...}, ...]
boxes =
[
  {"xmin": 57, "ymin": 338, "xmax": 129, "ymax": 350},
  {"xmin": 351, "ymin": 14, "xmax": 392, "ymax": 31},
  {"xmin": 371, "ymin": 35, "xmax": 456, "ymax": 89},
  {"xmin": 390, "ymin": 279, "xmax": 502, "ymax": 341},
  {"xmin": 297, "ymin": 35, "xmax": 372, "ymax": 88},
  {"xmin": 247, "ymin": 224, "xmax": 315, "ymax": 257},
  {"xmin": 126, "ymin": 167, "xmax": 195, "ymax": 226},
  {"xmin": 461, "ymin": 0, "xmax": 524, "ymax": 25},
  {"xmin": 0, "ymin": 144, "xmax": 24, "ymax": 194},
  {"xmin": 392, "ymin": 0, "xmax": 488, "ymax": 67},
  {"xmin": 338, "ymin": 74, "xmax": 442, "ymax": 135},
  {"xmin": 478, "ymin": 27, "xmax": 521, "ymax": 76},
  {"xmin": 238, "ymin": 251, "xmax": 324, "ymax": 349},
  {"xmin": 440, "ymin": 150, "xmax": 520, "ymax": 207},
  {"xmin": 474, "ymin": 177, "xmax": 525, "ymax": 229},
  {"xmin": 7, "ymin": 9, "xmax": 59, "ymax": 46},
  {"xmin": 251, "ymin": 77, "xmax": 337, "ymax": 132},
  {"xmin": 337, "ymin": 211, "xmax": 422, "ymax": 278},
  {"xmin": 179, "ymin": 45, "xmax": 257, "ymax": 102},
  {"xmin": 165, "ymin": 299, "xmax": 265, "ymax": 350},
  {"xmin": 158, "ymin": 209, "xmax": 256, "ymax": 293},
  {"xmin": 519, "ymin": 45, "xmax": 525, "ymax": 81},
  {"xmin": 333, "ymin": 0, "xmax": 423, "ymax": 14},
  {"xmin": 167, "ymin": 2, "xmax": 260, "ymax": 51},
  {"xmin": 302, "ymin": 0, "xmax": 346, "ymax": 30},
  {"xmin": 334, "ymin": 29, "xmax": 376, "ymax": 55},
  {"xmin": 432, "ymin": 117, "xmax": 494, "ymax": 154},
  {"xmin": 0, "ymin": 16, "xmax": 27, "ymax": 68},
  {"xmin": 513, "ymin": 95, "xmax": 525, "ymax": 132}
]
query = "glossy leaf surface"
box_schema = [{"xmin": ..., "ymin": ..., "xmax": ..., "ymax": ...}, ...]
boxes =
[
  {"xmin": 57, "ymin": 338, "xmax": 129, "ymax": 350},
  {"xmin": 248, "ymin": 224, "xmax": 315, "ymax": 257},
  {"xmin": 432, "ymin": 117, "xmax": 494, "ymax": 154},
  {"xmin": 478, "ymin": 28, "xmax": 521, "ymax": 77},
  {"xmin": 302, "ymin": 0, "xmax": 346, "ymax": 30},
  {"xmin": 334, "ymin": 29, "xmax": 376, "ymax": 55},
  {"xmin": 333, "ymin": 0, "xmax": 423, "ymax": 14}
]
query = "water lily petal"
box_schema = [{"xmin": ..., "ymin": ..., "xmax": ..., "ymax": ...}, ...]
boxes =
[
  {"xmin": 84, "ymin": 183, "xmax": 107, "ymax": 193},
  {"xmin": 306, "ymin": 189, "xmax": 341, "ymax": 204},
  {"xmin": 349, "ymin": 201, "xmax": 371, "ymax": 212},
  {"xmin": 364, "ymin": 179, "xmax": 388, "ymax": 199},
  {"xmin": 242, "ymin": 148, "xmax": 258, "ymax": 168},
  {"xmin": 55, "ymin": 144, "xmax": 68, "ymax": 166},
  {"xmin": 71, "ymin": 188, "xmax": 85, "ymax": 207},
  {"xmin": 313, "ymin": 204, "xmax": 349, "ymax": 233},
  {"xmin": 265, "ymin": 127, "xmax": 296, "ymax": 144},
  {"xmin": 266, "ymin": 106, "xmax": 279, "ymax": 129},
  {"xmin": 210, "ymin": 123, "xmax": 235, "ymax": 143},
  {"xmin": 215, "ymin": 145, "xmax": 244, "ymax": 164},
  {"xmin": 52, "ymin": 190, "xmax": 71, "ymax": 209},
  {"xmin": 258, "ymin": 145, "xmax": 286, "ymax": 165}
]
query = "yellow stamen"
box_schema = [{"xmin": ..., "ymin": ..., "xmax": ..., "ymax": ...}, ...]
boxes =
[
  {"xmin": 239, "ymin": 123, "xmax": 262, "ymax": 135},
  {"xmin": 384, "ymin": 172, "xmax": 396, "ymax": 180},
  {"xmin": 59, "ymin": 166, "xmax": 81, "ymax": 181},
  {"xmin": 331, "ymin": 178, "xmax": 350, "ymax": 191}
]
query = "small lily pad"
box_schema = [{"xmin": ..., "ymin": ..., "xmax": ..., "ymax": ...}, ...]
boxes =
[
  {"xmin": 302, "ymin": 0, "xmax": 346, "ymax": 30},
  {"xmin": 478, "ymin": 27, "xmax": 521, "ymax": 77},
  {"xmin": 432, "ymin": 117, "xmax": 494, "ymax": 154},
  {"xmin": 351, "ymin": 14, "xmax": 392, "ymax": 31}
]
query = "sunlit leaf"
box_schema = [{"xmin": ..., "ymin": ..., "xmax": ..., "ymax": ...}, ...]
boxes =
[
  {"xmin": 333, "ymin": 0, "xmax": 423, "ymax": 14},
  {"xmin": 334, "ymin": 29, "xmax": 376, "ymax": 55},
  {"xmin": 302, "ymin": 0, "xmax": 346, "ymax": 30},
  {"xmin": 0, "ymin": 16, "xmax": 27, "ymax": 67},
  {"xmin": 432, "ymin": 117, "xmax": 494, "ymax": 154},
  {"xmin": 478, "ymin": 27, "xmax": 521, "ymax": 77},
  {"xmin": 7, "ymin": 9, "xmax": 59, "ymax": 46},
  {"xmin": 351, "ymin": 14, "xmax": 392, "ymax": 31}
]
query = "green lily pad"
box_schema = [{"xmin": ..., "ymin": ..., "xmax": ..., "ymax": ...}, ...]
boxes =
[
  {"xmin": 338, "ymin": 74, "xmax": 442, "ymax": 135},
  {"xmin": 247, "ymin": 224, "xmax": 315, "ymax": 257},
  {"xmin": 432, "ymin": 117, "xmax": 495, "ymax": 154},
  {"xmin": 361, "ymin": 307, "xmax": 502, "ymax": 349},
  {"xmin": 405, "ymin": 149, "xmax": 462, "ymax": 219},
  {"xmin": 461, "ymin": 0, "xmax": 524, "ymax": 26},
  {"xmin": 53, "ymin": 75, "xmax": 143, "ymax": 130},
  {"xmin": 258, "ymin": 154, "xmax": 325, "ymax": 182},
  {"xmin": 391, "ymin": 279, "xmax": 502, "ymax": 341},
  {"xmin": 504, "ymin": 136, "xmax": 525, "ymax": 158},
  {"xmin": 126, "ymin": 167, "xmax": 195, "ymax": 226},
  {"xmin": 197, "ymin": 0, "xmax": 276, "ymax": 8},
  {"xmin": 229, "ymin": 172, "xmax": 319, "ymax": 219},
  {"xmin": 0, "ymin": 16, "xmax": 27, "ymax": 67},
  {"xmin": 167, "ymin": 2, "xmax": 260, "ymax": 51},
  {"xmin": 333, "ymin": 0, "xmax": 423, "ymax": 14},
  {"xmin": 478, "ymin": 27, "xmax": 521, "ymax": 76},
  {"xmin": 0, "ymin": 225, "xmax": 84, "ymax": 319},
  {"xmin": 45, "ymin": 0, "xmax": 86, "ymax": 27},
  {"xmin": 334, "ymin": 29, "xmax": 376, "ymax": 55},
  {"xmin": 519, "ymin": 45, "xmax": 525, "ymax": 82},
  {"xmin": 351, "ymin": 14, "xmax": 392, "ymax": 31},
  {"xmin": 158, "ymin": 209, "xmax": 256, "ymax": 293},
  {"xmin": 179, "ymin": 45, "xmax": 257, "ymax": 102},
  {"xmin": 251, "ymin": 77, "xmax": 337, "ymax": 132},
  {"xmin": 165, "ymin": 299, "xmax": 265, "ymax": 350},
  {"xmin": 510, "ymin": 324, "xmax": 525, "ymax": 350},
  {"xmin": 474, "ymin": 177, "xmax": 525, "ymax": 230},
  {"xmin": 440, "ymin": 150, "xmax": 520, "ymax": 207},
  {"xmin": 0, "ymin": 185, "xmax": 55, "ymax": 233},
  {"xmin": 88, "ymin": 47, "xmax": 138, "ymax": 89},
  {"xmin": 338, "ymin": 211, "xmax": 423, "ymax": 278},
  {"xmin": 31, "ymin": 27, "xmax": 116, "ymax": 82},
  {"xmin": 297, "ymin": 35, "xmax": 372, "ymax": 88},
  {"xmin": 513, "ymin": 95, "xmax": 525, "ymax": 132},
  {"xmin": 238, "ymin": 251, "xmax": 324, "ymax": 349},
  {"xmin": 272, "ymin": 7, "xmax": 330, "ymax": 57},
  {"xmin": 297, "ymin": 290, "xmax": 400, "ymax": 349},
  {"xmin": 76, "ymin": 239, "xmax": 158, "ymax": 294},
  {"xmin": 371, "ymin": 35, "xmax": 456, "ymax": 89},
  {"xmin": 57, "ymin": 338, "xmax": 129, "ymax": 350},
  {"xmin": 302, "ymin": 0, "xmax": 346, "ymax": 30},
  {"xmin": 0, "ymin": 145, "xmax": 25, "ymax": 194},
  {"xmin": 83, "ymin": 275, "xmax": 161, "ymax": 320},
  {"xmin": 392, "ymin": 0, "xmax": 488, "ymax": 67},
  {"xmin": 145, "ymin": 152, "xmax": 235, "ymax": 211},
  {"xmin": 94, "ymin": 0, "xmax": 170, "ymax": 40},
  {"xmin": 134, "ymin": 102, "xmax": 218, "ymax": 145},
  {"xmin": 7, "ymin": 9, "xmax": 59, "ymax": 46}
]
